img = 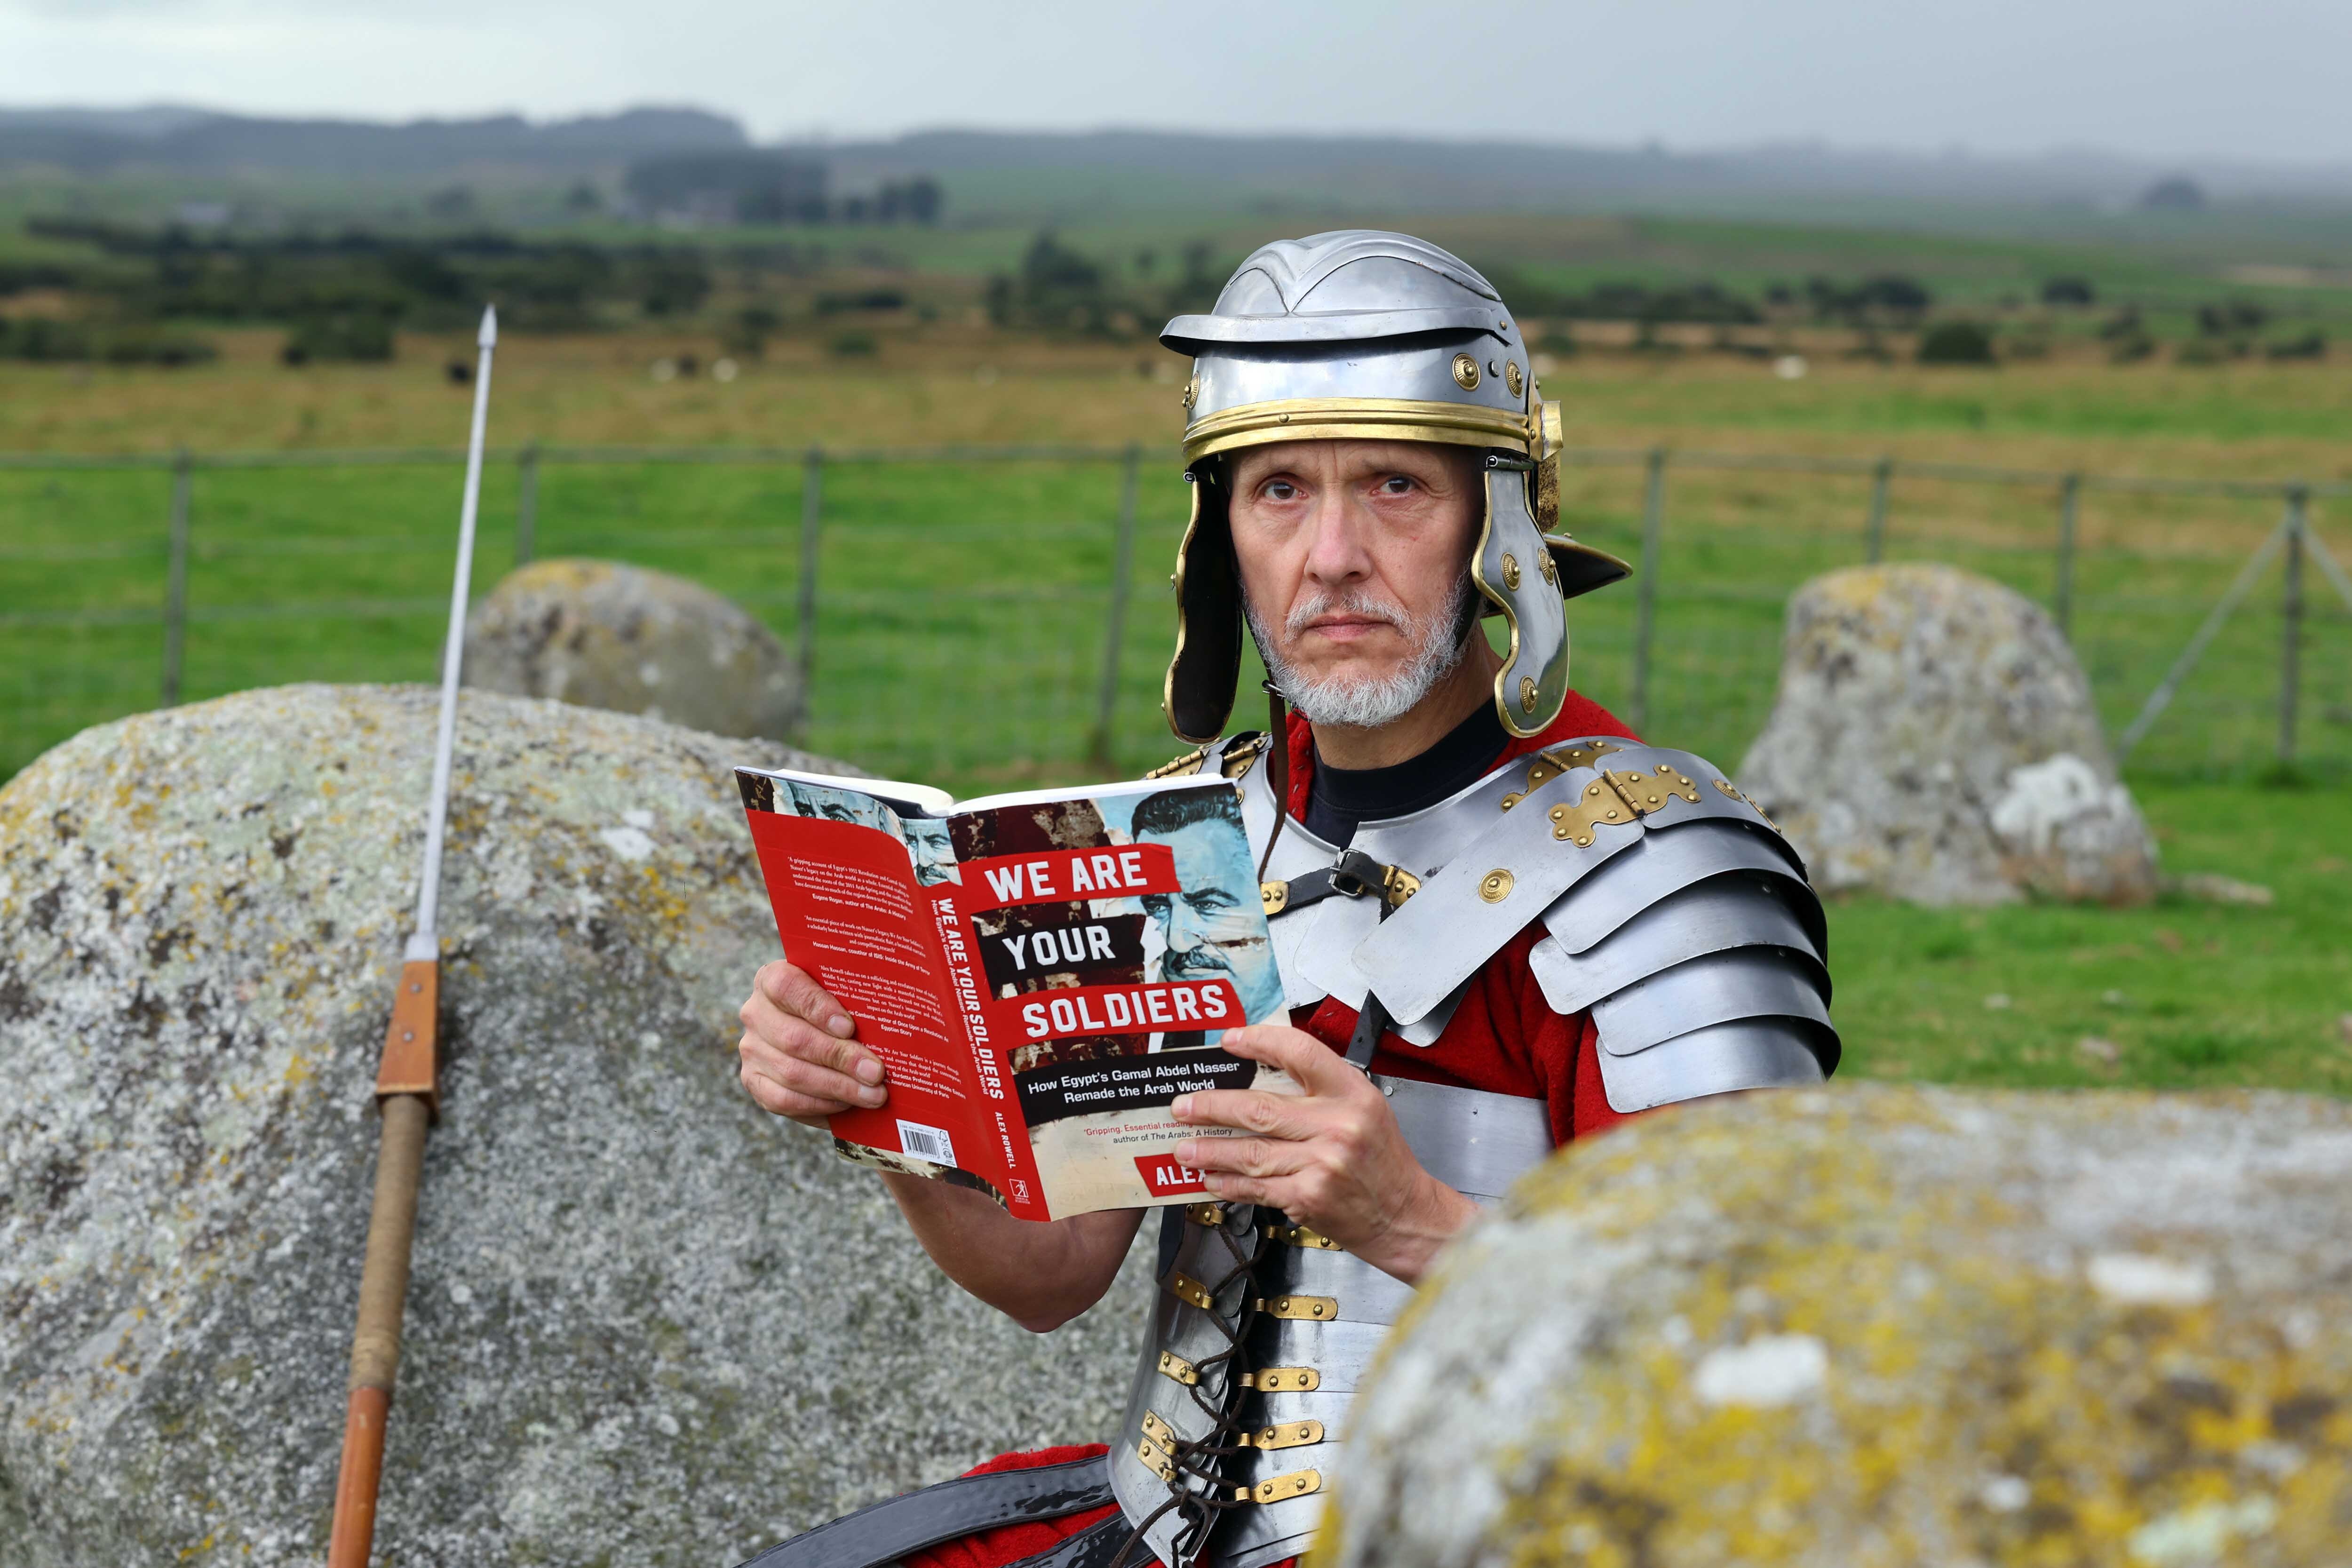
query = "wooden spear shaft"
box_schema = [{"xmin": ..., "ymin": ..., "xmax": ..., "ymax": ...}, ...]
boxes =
[{"xmin": 328, "ymin": 303, "xmax": 498, "ymax": 1568}]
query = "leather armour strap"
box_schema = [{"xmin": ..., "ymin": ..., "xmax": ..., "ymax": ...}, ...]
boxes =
[
  {"xmin": 733, "ymin": 1453, "xmax": 1116, "ymax": 1568},
  {"xmin": 1269, "ymin": 851, "xmax": 1414, "ymax": 915},
  {"xmin": 1345, "ymin": 887, "xmax": 1397, "ymax": 1071}
]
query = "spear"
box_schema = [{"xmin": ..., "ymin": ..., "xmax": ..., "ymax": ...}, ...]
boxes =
[{"xmin": 328, "ymin": 303, "xmax": 497, "ymax": 1568}]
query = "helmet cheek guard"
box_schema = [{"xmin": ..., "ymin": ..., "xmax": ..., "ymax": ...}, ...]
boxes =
[
  {"xmin": 1475, "ymin": 456, "xmax": 1570, "ymax": 737},
  {"xmin": 1160, "ymin": 230, "xmax": 1629, "ymax": 743}
]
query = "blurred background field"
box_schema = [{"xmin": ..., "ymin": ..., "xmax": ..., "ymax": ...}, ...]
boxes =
[
  {"xmin": 7, "ymin": 358, "xmax": 2344, "ymax": 790},
  {"xmin": 3, "ymin": 111, "xmax": 2347, "ymax": 1095}
]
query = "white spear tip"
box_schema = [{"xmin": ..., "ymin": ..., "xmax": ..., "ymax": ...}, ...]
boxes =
[{"xmin": 477, "ymin": 304, "xmax": 498, "ymax": 348}]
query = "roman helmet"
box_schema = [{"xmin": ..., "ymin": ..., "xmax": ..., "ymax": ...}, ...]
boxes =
[{"xmin": 1160, "ymin": 230, "xmax": 1629, "ymax": 744}]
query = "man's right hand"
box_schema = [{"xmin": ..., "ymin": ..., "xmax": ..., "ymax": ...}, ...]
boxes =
[{"xmin": 737, "ymin": 960, "xmax": 888, "ymax": 1129}]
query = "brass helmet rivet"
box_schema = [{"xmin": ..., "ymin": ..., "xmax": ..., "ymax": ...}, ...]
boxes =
[
  {"xmin": 1539, "ymin": 548, "xmax": 1559, "ymax": 587},
  {"xmin": 1519, "ymin": 675, "xmax": 1537, "ymax": 713},
  {"xmin": 1501, "ymin": 552, "xmax": 1521, "ymax": 590},
  {"xmin": 1505, "ymin": 360, "xmax": 1525, "ymax": 398},
  {"xmin": 1452, "ymin": 353, "xmax": 1480, "ymax": 390},
  {"xmin": 1479, "ymin": 869, "xmax": 1515, "ymax": 903}
]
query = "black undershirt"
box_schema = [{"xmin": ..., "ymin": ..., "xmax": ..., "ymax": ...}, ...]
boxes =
[{"xmin": 1302, "ymin": 700, "xmax": 1510, "ymax": 847}]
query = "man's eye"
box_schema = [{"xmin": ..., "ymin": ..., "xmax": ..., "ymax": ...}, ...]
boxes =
[
  {"xmin": 1381, "ymin": 476, "xmax": 1414, "ymax": 493},
  {"xmin": 1264, "ymin": 481, "xmax": 1297, "ymax": 501}
]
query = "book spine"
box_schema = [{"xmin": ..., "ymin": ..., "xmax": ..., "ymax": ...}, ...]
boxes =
[{"xmin": 927, "ymin": 888, "xmax": 1052, "ymax": 1220}]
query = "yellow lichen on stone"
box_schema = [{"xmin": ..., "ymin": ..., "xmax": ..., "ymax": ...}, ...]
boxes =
[{"xmin": 1322, "ymin": 1085, "xmax": 2352, "ymax": 1568}]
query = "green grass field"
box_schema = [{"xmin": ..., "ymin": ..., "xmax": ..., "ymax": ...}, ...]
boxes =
[
  {"xmin": 1833, "ymin": 780, "xmax": 2352, "ymax": 1097},
  {"xmin": 1, "ymin": 335, "xmax": 2344, "ymax": 1103},
  {"xmin": 6, "ymin": 442, "xmax": 2345, "ymax": 790}
]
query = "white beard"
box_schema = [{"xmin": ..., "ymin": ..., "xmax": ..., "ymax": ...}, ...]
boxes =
[{"xmin": 1247, "ymin": 574, "xmax": 1475, "ymax": 730}]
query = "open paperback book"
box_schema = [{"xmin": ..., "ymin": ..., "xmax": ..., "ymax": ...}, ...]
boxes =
[{"xmin": 736, "ymin": 765, "xmax": 1294, "ymax": 1221}]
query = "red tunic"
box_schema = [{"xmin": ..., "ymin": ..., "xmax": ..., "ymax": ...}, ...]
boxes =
[{"xmin": 906, "ymin": 692, "xmax": 1640, "ymax": 1568}]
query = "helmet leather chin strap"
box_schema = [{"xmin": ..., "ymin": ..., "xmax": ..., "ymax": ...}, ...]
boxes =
[{"xmin": 1257, "ymin": 680, "xmax": 1289, "ymax": 881}]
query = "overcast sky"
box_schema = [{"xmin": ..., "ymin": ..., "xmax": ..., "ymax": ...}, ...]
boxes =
[{"xmin": 5, "ymin": 0, "xmax": 2348, "ymax": 165}]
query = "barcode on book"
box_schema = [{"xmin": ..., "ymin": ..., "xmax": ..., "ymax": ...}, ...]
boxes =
[{"xmin": 897, "ymin": 1120, "xmax": 956, "ymax": 1166}]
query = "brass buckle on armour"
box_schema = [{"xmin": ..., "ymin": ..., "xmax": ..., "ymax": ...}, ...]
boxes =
[{"xmin": 1327, "ymin": 849, "xmax": 1419, "ymax": 908}]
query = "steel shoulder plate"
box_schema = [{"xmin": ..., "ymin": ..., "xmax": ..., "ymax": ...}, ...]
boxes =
[
  {"xmin": 1512, "ymin": 769, "xmax": 1838, "ymax": 1109},
  {"xmin": 1242, "ymin": 732, "xmax": 1613, "ymax": 1029},
  {"xmin": 1351, "ymin": 745, "xmax": 1779, "ymax": 1026},
  {"xmin": 1540, "ymin": 819, "xmax": 1812, "ymax": 957},
  {"xmin": 1596, "ymin": 1017, "xmax": 1835, "ymax": 1114},
  {"xmin": 1527, "ymin": 873, "xmax": 1825, "ymax": 1017},
  {"xmin": 1590, "ymin": 947, "xmax": 1833, "ymax": 1056}
]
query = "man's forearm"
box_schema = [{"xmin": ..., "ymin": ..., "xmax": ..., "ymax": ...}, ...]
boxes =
[{"xmin": 879, "ymin": 1173, "xmax": 1143, "ymax": 1332}]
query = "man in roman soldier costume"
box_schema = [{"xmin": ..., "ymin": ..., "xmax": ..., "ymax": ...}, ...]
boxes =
[{"xmin": 735, "ymin": 231, "xmax": 1838, "ymax": 1568}]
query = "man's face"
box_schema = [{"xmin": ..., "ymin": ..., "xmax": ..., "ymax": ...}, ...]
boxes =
[
  {"xmin": 1225, "ymin": 439, "xmax": 1482, "ymax": 726},
  {"xmin": 1140, "ymin": 819, "xmax": 1265, "ymax": 986}
]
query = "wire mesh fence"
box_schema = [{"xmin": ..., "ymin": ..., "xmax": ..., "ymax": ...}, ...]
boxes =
[{"xmin": 3, "ymin": 443, "xmax": 2347, "ymax": 795}]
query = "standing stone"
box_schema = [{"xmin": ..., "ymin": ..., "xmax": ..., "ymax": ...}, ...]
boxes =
[
  {"xmin": 1323, "ymin": 1084, "xmax": 2352, "ymax": 1568},
  {"xmin": 1737, "ymin": 563, "xmax": 2156, "ymax": 905},
  {"xmin": 464, "ymin": 558, "xmax": 804, "ymax": 740},
  {"xmin": 0, "ymin": 685, "xmax": 1150, "ymax": 1568}
]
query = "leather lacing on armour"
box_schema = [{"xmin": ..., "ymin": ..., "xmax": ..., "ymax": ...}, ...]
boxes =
[{"xmin": 1108, "ymin": 1212, "xmax": 1283, "ymax": 1568}]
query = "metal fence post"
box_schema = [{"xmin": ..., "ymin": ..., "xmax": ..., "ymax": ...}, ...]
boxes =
[
  {"xmin": 2054, "ymin": 472, "xmax": 2081, "ymax": 638},
  {"xmin": 1629, "ymin": 446, "xmax": 1668, "ymax": 736},
  {"xmin": 1088, "ymin": 443, "xmax": 1143, "ymax": 771},
  {"xmin": 796, "ymin": 446, "xmax": 824, "ymax": 696},
  {"xmin": 2279, "ymin": 486, "xmax": 2307, "ymax": 769},
  {"xmin": 2115, "ymin": 513, "xmax": 2290, "ymax": 764},
  {"xmin": 160, "ymin": 450, "xmax": 192, "ymax": 707},
  {"xmin": 1862, "ymin": 455, "xmax": 1894, "ymax": 564},
  {"xmin": 514, "ymin": 442, "xmax": 540, "ymax": 567}
]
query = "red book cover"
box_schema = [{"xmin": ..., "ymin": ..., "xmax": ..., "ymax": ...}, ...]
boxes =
[{"xmin": 738, "ymin": 766, "xmax": 1293, "ymax": 1220}]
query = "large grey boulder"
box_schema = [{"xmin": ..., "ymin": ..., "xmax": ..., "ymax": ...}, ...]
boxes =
[
  {"xmin": 1324, "ymin": 1084, "xmax": 2352, "ymax": 1568},
  {"xmin": 0, "ymin": 685, "xmax": 1149, "ymax": 1568},
  {"xmin": 464, "ymin": 558, "xmax": 805, "ymax": 739},
  {"xmin": 1737, "ymin": 563, "xmax": 2157, "ymax": 905}
]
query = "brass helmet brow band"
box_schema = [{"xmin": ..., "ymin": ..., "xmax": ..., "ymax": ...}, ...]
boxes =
[{"xmin": 1182, "ymin": 397, "xmax": 1540, "ymax": 466}]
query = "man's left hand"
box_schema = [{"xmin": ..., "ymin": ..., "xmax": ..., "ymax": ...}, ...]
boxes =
[{"xmin": 1171, "ymin": 1024, "xmax": 1479, "ymax": 1285}]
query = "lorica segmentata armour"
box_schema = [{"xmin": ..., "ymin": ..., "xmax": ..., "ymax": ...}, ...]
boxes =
[{"xmin": 1108, "ymin": 732, "xmax": 1836, "ymax": 1565}]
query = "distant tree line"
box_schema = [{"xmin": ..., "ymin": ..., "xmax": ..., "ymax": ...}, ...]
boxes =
[
  {"xmin": 1486, "ymin": 266, "xmax": 1942, "ymax": 328},
  {"xmin": 0, "ymin": 314, "xmax": 217, "ymax": 366},
  {"xmin": 985, "ymin": 233, "xmax": 1224, "ymax": 336},
  {"xmin": 7, "ymin": 218, "xmax": 808, "ymax": 357},
  {"xmin": 621, "ymin": 153, "xmax": 942, "ymax": 227}
]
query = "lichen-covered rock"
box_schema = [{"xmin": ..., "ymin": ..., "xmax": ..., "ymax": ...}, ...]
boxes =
[
  {"xmin": 0, "ymin": 685, "xmax": 1149, "ymax": 1568},
  {"xmin": 1324, "ymin": 1084, "xmax": 2352, "ymax": 1568},
  {"xmin": 464, "ymin": 557, "xmax": 804, "ymax": 739},
  {"xmin": 1736, "ymin": 564, "xmax": 2157, "ymax": 905}
]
